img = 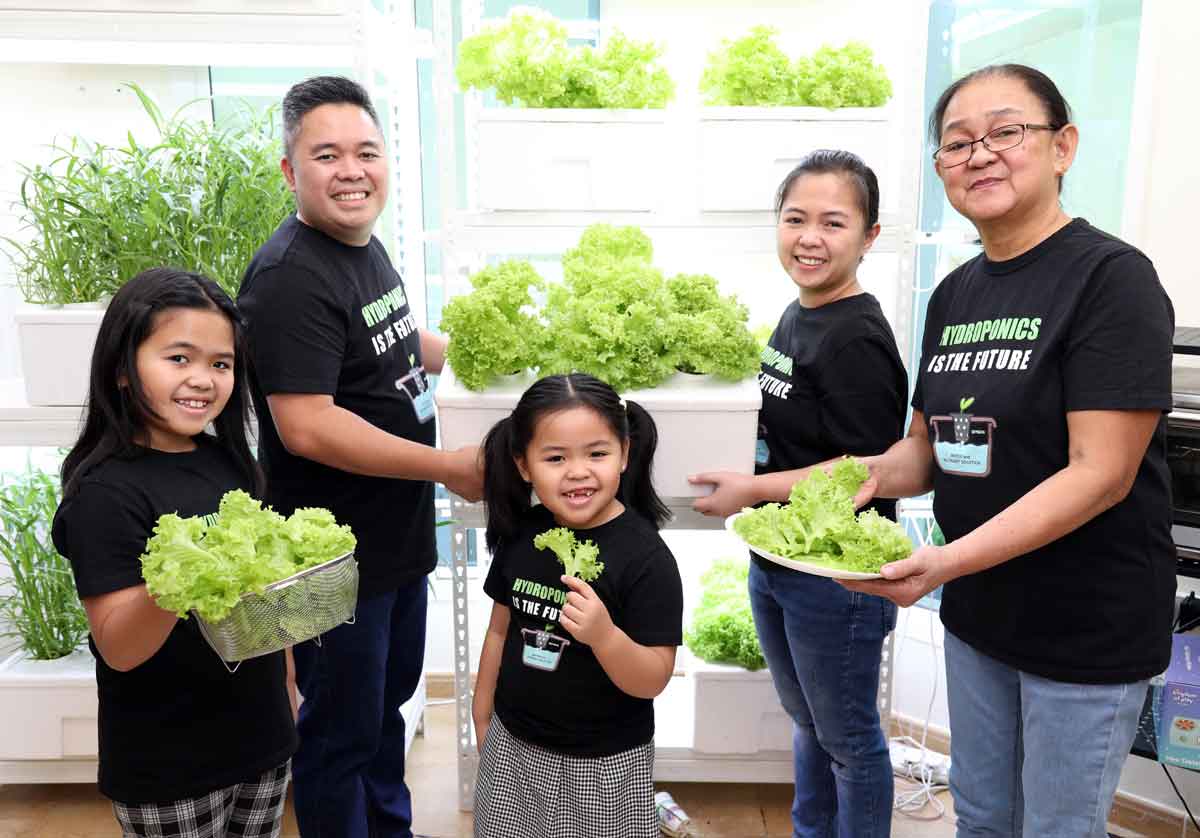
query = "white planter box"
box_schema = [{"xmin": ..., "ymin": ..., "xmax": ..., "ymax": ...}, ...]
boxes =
[
  {"xmin": 476, "ymin": 109, "xmax": 668, "ymax": 212},
  {"xmin": 15, "ymin": 302, "xmax": 105, "ymax": 407},
  {"xmin": 698, "ymin": 106, "xmax": 890, "ymax": 212},
  {"xmin": 435, "ymin": 366, "xmax": 761, "ymax": 499},
  {"xmin": 691, "ymin": 659, "xmax": 791, "ymax": 755},
  {"xmin": 0, "ymin": 647, "xmax": 98, "ymax": 762}
]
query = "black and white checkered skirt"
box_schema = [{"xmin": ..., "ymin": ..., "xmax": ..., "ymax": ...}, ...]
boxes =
[
  {"xmin": 111, "ymin": 760, "xmax": 290, "ymax": 838},
  {"xmin": 474, "ymin": 715, "xmax": 657, "ymax": 838}
]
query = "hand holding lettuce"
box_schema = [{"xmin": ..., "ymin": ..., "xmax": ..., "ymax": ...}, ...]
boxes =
[
  {"xmin": 732, "ymin": 458, "xmax": 912, "ymax": 574},
  {"xmin": 140, "ymin": 490, "xmax": 356, "ymax": 622}
]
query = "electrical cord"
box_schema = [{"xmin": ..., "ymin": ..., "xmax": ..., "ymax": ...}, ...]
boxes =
[
  {"xmin": 1161, "ymin": 764, "xmax": 1200, "ymax": 833},
  {"xmin": 890, "ymin": 607, "xmax": 948, "ymax": 820}
]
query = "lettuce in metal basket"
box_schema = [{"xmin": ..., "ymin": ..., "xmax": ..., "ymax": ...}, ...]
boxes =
[{"xmin": 140, "ymin": 490, "xmax": 356, "ymax": 622}]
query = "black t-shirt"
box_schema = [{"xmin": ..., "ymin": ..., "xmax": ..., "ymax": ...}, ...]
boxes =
[
  {"xmin": 483, "ymin": 505, "xmax": 684, "ymax": 756},
  {"xmin": 755, "ymin": 293, "xmax": 907, "ymax": 547},
  {"xmin": 51, "ymin": 440, "xmax": 297, "ymax": 804},
  {"xmin": 238, "ymin": 215, "xmax": 437, "ymax": 595},
  {"xmin": 912, "ymin": 218, "xmax": 1176, "ymax": 684}
]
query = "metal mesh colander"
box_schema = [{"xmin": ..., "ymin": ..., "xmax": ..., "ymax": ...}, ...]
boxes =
[{"xmin": 195, "ymin": 552, "xmax": 358, "ymax": 666}]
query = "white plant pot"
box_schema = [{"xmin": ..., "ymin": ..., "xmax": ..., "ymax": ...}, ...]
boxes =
[
  {"xmin": 434, "ymin": 364, "xmax": 760, "ymax": 498},
  {"xmin": 698, "ymin": 106, "xmax": 891, "ymax": 212},
  {"xmin": 691, "ymin": 659, "xmax": 791, "ymax": 755},
  {"xmin": 15, "ymin": 302, "xmax": 107, "ymax": 407},
  {"xmin": 476, "ymin": 109, "xmax": 668, "ymax": 212},
  {"xmin": 0, "ymin": 647, "xmax": 97, "ymax": 761}
]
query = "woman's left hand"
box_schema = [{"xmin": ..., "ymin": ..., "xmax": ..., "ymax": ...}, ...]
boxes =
[
  {"xmin": 840, "ymin": 544, "xmax": 951, "ymax": 607},
  {"xmin": 689, "ymin": 471, "xmax": 758, "ymax": 518},
  {"xmin": 560, "ymin": 575, "xmax": 616, "ymax": 648}
]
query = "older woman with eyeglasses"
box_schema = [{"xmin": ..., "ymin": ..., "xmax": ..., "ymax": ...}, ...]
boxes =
[{"xmin": 843, "ymin": 64, "xmax": 1176, "ymax": 837}]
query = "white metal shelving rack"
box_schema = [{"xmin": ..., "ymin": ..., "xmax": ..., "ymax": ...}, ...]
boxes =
[
  {"xmin": 0, "ymin": 0, "xmax": 433, "ymax": 781},
  {"xmin": 430, "ymin": 0, "xmax": 930, "ymax": 810}
]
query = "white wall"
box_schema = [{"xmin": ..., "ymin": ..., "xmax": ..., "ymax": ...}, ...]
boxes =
[
  {"xmin": 1123, "ymin": 0, "xmax": 1199, "ymax": 327},
  {"xmin": 0, "ymin": 64, "xmax": 210, "ymax": 380}
]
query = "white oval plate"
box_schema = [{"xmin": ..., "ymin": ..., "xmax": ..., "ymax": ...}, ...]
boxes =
[{"xmin": 724, "ymin": 512, "xmax": 884, "ymax": 581}]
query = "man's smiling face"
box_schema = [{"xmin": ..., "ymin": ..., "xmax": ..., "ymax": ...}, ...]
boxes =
[{"xmin": 282, "ymin": 102, "xmax": 388, "ymax": 246}]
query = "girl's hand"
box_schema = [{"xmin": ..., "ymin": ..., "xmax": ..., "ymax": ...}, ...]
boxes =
[
  {"xmin": 559, "ymin": 575, "xmax": 616, "ymax": 649},
  {"xmin": 839, "ymin": 544, "xmax": 949, "ymax": 608},
  {"xmin": 689, "ymin": 471, "xmax": 757, "ymax": 518}
]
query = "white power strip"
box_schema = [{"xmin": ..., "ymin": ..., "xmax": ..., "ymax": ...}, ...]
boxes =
[{"xmin": 889, "ymin": 742, "xmax": 951, "ymax": 786}]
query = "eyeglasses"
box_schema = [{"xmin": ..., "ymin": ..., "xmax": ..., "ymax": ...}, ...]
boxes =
[{"xmin": 932, "ymin": 123, "xmax": 1061, "ymax": 168}]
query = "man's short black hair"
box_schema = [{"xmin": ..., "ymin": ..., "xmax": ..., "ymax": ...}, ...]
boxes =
[{"xmin": 282, "ymin": 75, "xmax": 382, "ymax": 159}]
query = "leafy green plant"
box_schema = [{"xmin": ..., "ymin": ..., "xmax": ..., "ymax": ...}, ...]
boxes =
[
  {"xmin": 456, "ymin": 8, "xmax": 674, "ymax": 108},
  {"xmin": 541, "ymin": 225, "xmax": 677, "ymax": 391},
  {"xmin": 665, "ymin": 274, "xmax": 760, "ymax": 379},
  {"xmin": 534, "ymin": 527, "xmax": 604, "ymax": 582},
  {"xmin": 443, "ymin": 224, "xmax": 759, "ymax": 392},
  {"xmin": 700, "ymin": 26, "xmax": 797, "ymax": 106},
  {"xmin": 2, "ymin": 83, "xmax": 292, "ymax": 304},
  {"xmin": 684, "ymin": 558, "xmax": 765, "ymax": 670},
  {"xmin": 794, "ymin": 42, "xmax": 893, "ymax": 109},
  {"xmin": 700, "ymin": 30, "xmax": 892, "ymax": 108},
  {"xmin": 0, "ymin": 469, "xmax": 89, "ymax": 661},
  {"xmin": 733, "ymin": 457, "xmax": 912, "ymax": 573},
  {"xmin": 441, "ymin": 260, "xmax": 546, "ymax": 390},
  {"xmin": 141, "ymin": 490, "xmax": 356, "ymax": 622}
]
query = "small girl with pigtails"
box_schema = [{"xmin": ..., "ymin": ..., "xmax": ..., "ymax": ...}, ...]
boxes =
[{"xmin": 472, "ymin": 373, "xmax": 684, "ymax": 838}]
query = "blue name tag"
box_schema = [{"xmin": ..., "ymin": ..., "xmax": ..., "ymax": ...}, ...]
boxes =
[{"xmin": 411, "ymin": 387, "xmax": 435, "ymax": 423}]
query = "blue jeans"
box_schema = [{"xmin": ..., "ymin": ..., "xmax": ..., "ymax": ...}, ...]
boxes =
[
  {"xmin": 749, "ymin": 560, "xmax": 897, "ymax": 838},
  {"xmin": 292, "ymin": 578, "xmax": 428, "ymax": 838},
  {"xmin": 944, "ymin": 629, "xmax": 1148, "ymax": 838}
]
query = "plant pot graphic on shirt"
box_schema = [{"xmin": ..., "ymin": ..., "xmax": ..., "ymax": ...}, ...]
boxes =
[
  {"xmin": 930, "ymin": 398, "xmax": 998, "ymax": 478},
  {"xmin": 520, "ymin": 627, "xmax": 571, "ymax": 672},
  {"xmin": 395, "ymin": 356, "xmax": 435, "ymax": 424}
]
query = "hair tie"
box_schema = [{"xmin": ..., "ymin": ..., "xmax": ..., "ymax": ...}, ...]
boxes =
[{"xmin": 619, "ymin": 398, "xmax": 627, "ymax": 411}]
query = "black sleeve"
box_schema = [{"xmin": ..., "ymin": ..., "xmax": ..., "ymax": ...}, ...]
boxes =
[
  {"xmin": 816, "ymin": 334, "xmax": 907, "ymax": 456},
  {"xmin": 912, "ymin": 269, "xmax": 959, "ymax": 414},
  {"xmin": 619, "ymin": 540, "xmax": 684, "ymax": 648},
  {"xmin": 242, "ymin": 265, "xmax": 348, "ymax": 396},
  {"xmin": 1063, "ymin": 251, "xmax": 1174, "ymax": 412},
  {"xmin": 483, "ymin": 546, "xmax": 510, "ymax": 604},
  {"xmin": 55, "ymin": 480, "xmax": 155, "ymax": 598}
]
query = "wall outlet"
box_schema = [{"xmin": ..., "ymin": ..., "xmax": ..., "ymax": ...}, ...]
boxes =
[{"xmin": 889, "ymin": 742, "xmax": 951, "ymax": 786}]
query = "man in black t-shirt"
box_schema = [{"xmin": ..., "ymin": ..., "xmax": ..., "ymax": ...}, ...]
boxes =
[{"xmin": 238, "ymin": 76, "xmax": 482, "ymax": 838}]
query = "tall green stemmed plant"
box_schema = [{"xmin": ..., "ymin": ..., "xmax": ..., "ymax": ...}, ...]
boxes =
[
  {"xmin": 0, "ymin": 469, "xmax": 88, "ymax": 661},
  {"xmin": 2, "ymin": 83, "xmax": 292, "ymax": 304}
]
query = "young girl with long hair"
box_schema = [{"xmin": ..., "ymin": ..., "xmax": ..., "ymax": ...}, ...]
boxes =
[
  {"xmin": 472, "ymin": 373, "xmax": 683, "ymax": 838},
  {"xmin": 52, "ymin": 267, "xmax": 296, "ymax": 837}
]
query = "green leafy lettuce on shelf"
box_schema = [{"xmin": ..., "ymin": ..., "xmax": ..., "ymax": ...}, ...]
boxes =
[
  {"xmin": 700, "ymin": 25, "xmax": 797, "ymax": 106},
  {"xmin": 140, "ymin": 490, "xmax": 356, "ymax": 622},
  {"xmin": 700, "ymin": 29, "xmax": 892, "ymax": 108},
  {"xmin": 442, "ymin": 224, "xmax": 760, "ymax": 393},
  {"xmin": 794, "ymin": 42, "xmax": 893, "ymax": 109},
  {"xmin": 456, "ymin": 8, "xmax": 673, "ymax": 109},
  {"xmin": 441, "ymin": 259, "xmax": 546, "ymax": 390},
  {"xmin": 732, "ymin": 457, "xmax": 912, "ymax": 573},
  {"xmin": 684, "ymin": 558, "xmax": 765, "ymax": 670},
  {"xmin": 665, "ymin": 273, "xmax": 760, "ymax": 380},
  {"xmin": 540, "ymin": 224, "xmax": 677, "ymax": 392}
]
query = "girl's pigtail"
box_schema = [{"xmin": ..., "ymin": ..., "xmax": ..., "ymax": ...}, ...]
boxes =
[
  {"xmin": 482, "ymin": 416, "xmax": 532, "ymax": 552},
  {"xmin": 620, "ymin": 400, "xmax": 670, "ymax": 528}
]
